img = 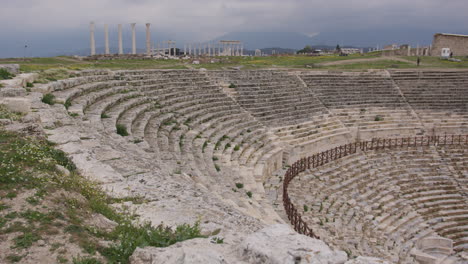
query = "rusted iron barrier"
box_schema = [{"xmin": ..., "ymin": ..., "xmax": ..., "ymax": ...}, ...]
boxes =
[{"xmin": 283, "ymin": 134, "xmax": 468, "ymax": 239}]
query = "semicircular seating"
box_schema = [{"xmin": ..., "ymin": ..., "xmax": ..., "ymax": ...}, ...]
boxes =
[
  {"xmin": 287, "ymin": 145, "xmax": 468, "ymax": 262},
  {"xmin": 43, "ymin": 69, "xmax": 468, "ymax": 261},
  {"xmin": 391, "ymin": 70, "xmax": 468, "ymax": 135},
  {"xmin": 47, "ymin": 69, "xmax": 284, "ymax": 220}
]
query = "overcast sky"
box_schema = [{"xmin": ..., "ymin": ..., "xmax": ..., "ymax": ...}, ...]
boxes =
[{"xmin": 1, "ymin": 0, "xmax": 467, "ymax": 57}]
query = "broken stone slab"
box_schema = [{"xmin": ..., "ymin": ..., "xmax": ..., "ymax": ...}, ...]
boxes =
[
  {"xmin": 71, "ymin": 153, "xmax": 124, "ymax": 184},
  {"xmin": 129, "ymin": 224, "xmax": 354, "ymax": 264},
  {"xmin": 84, "ymin": 213, "xmax": 118, "ymax": 233},
  {"xmin": 130, "ymin": 238, "xmax": 232, "ymax": 264},
  {"xmin": 0, "ymin": 64, "xmax": 19, "ymax": 74},
  {"xmin": 1, "ymin": 73, "xmax": 38, "ymax": 88},
  {"xmin": 0, "ymin": 87, "xmax": 27, "ymax": 97},
  {"xmin": 0, "ymin": 97, "xmax": 31, "ymax": 113},
  {"xmin": 238, "ymin": 224, "xmax": 348, "ymax": 264}
]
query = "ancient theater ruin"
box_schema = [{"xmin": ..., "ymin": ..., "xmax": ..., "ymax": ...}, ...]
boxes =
[{"xmin": 0, "ymin": 67, "xmax": 456, "ymax": 263}]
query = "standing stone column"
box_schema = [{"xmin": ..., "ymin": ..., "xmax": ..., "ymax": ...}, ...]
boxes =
[
  {"xmin": 241, "ymin": 43, "xmax": 243, "ymax": 56},
  {"xmin": 184, "ymin": 44, "xmax": 187, "ymax": 55},
  {"xmin": 131, "ymin": 23, "xmax": 137, "ymax": 54},
  {"xmin": 208, "ymin": 43, "xmax": 211, "ymax": 56},
  {"xmin": 118, "ymin": 24, "xmax": 123, "ymax": 55},
  {"xmin": 104, "ymin": 24, "xmax": 109, "ymax": 55},
  {"xmin": 146, "ymin": 23, "xmax": 151, "ymax": 55},
  {"xmin": 407, "ymin": 45, "xmax": 411, "ymax": 56},
  {"xmin": 236, "ymin": 44, "xmax": 239, "ymax": 56},
  {"xmin": 90, "ymin": 22, "xmax": 96, "ymax": 56},
  {"xmin": 188, "ymin": 43, "xmax": 191, "ymax": 55}
]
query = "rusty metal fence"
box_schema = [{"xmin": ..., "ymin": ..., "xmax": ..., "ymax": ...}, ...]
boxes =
[{"xmin": 283, "ymin": 134, "xmax": 468, "ymax": 238}]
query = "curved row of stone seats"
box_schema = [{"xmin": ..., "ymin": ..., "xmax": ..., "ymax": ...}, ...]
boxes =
[
  {"xmin": 48, "ymin": 69, "xmax": 283, "ymax": 220},
  {"xmin": 391, "ymin": 70, "xmax": 468, "ymax": 134},
  {"xmin": 300, "ymin": 72, "xmax": 424, "ymax": 138},
  {"xmin": 208, "ymin": 70, "xmax": 329, "ymax": 126},
  {"xmin": 288, "ymin": 146, "xmax": 467, "ymax": 262},
  {"xmin": 206, "ymin": 71, "xmax": 353, "ymax": 159}
]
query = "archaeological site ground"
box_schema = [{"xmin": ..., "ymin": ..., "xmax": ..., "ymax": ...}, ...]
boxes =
[{"xmin": 0, "ymin": 54, "xmax": 467, "ymax": 264}]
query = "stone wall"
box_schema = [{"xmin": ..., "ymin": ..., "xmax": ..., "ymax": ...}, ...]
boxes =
[{"xmin": 431, "ymin": 33, "xmax": 468, "ymax": 57}]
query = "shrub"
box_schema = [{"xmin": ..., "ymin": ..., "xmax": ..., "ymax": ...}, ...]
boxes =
[
  {"xmin": 224, "ymin": 143, "xmax": 231, "ymax": 150},
  {"xmin": 215, "ymin": 164, "xmax": 220, "ymax": 172},
  {"xmin": 212, "ymin": 156, "xmax": 218, "ymax": 161},
  {"xmin": 374, "ymin": 115, "xmax": 383, "ymax": 121},
  {"xmin": 64, "ymin": 99, "xmax": 72, "ymax": 109},
  {"xmin": 102, "ymin": 221, "xmax": 204, "ymax": 263},
  {"xmin": 116, "ymin": 124, "xmax": 129, "ymax": 136},
  {"xmin": 26, "ymin": 82, "xmax": 34, "ymax": 88},
  {"xmin": 303, "ymin": 205, "xmax": 309, "ymax": 212},
  {"xmin": 235, "ymin": 183, "xmax": 244, "ymax": 189},
  {"xmin": 101, "ymin": 113, "xmax": 110, "ymax": 119},
  {"xmin": 41, "ymin": 93, "xmax": 55, "ymax": 105},
  {"xmin": 228, "ymin": 83, "xmax": 236, "ymax": 88},
  {"xmin": 246, "ymin": 191, "xmax": 252, "ymax": 198},
  {"xmin": 233, "ymin": 145, "xmax": 240, "ymax": 151}
]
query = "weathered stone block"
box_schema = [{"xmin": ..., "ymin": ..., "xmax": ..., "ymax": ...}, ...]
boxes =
[
  {"xmin": 0, "ymin": 97, "xmax": 31, "ymax": 113},
  {"xmin": 0, "ymin": 64, "xmax": 20, "ymax": 74}
]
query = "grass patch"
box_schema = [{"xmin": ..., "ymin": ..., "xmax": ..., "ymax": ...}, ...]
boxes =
[
  {"xmin": 235, "ymin": 183, "xmax": 243, "ymax": 189},
  {"xmin": 0, "ymin": 128, "xmax": 206, "ymax": 263},
  {"xmin": 6, "ymin": 254, "xmax": 23, "ymax": 263},
  {"xmin": 116, "ymin": 124, "xmax": 129, "ymax": 136},
  {"xmin": 41, "ymin": 93, "xmax": 56, "ymax": 105},
  {"xmin": 64, "ymin": 99, "xmax": 72, "ymax": 109},
  {"xmin": 0, "ymin": 104, "xmax": 23, "ymax": 121},
  {"xmin": 13, "ymin": 232, "xmax": 41, "ymax": 248},
  {"xmin": 72, "ymin": 256, "xmax": 103, "ymax": 264},
  {"xmin": 210, "ymin": 237, "xmax": 224, "ymax": 244},
  {"xmin": 0, "ymin": 68, "xmax": 15, "ymax": 80},
  {"xmin": 100, "ymin": 113, "xmax": 110, "ymax": 119},
  {"xmin": 374, "ymin": 115, "xmax": 384, "ymax": 121}
]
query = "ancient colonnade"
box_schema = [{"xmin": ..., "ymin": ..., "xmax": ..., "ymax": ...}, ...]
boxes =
[
  {"xmin": 183, "ymin": 40, "xmax": 243, "ymax": 57},
  {"xmin": 89, "ymin": 22, "xmax": 152, "ymax": 56},
  {"xmin": 89, "ymin": 22, "xmax": 243, "ymax": 57}
]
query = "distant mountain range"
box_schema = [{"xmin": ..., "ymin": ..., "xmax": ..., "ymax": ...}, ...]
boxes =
[{"xmin": 212, "ymin": 29, "xmax": 441, "ymax": 51}]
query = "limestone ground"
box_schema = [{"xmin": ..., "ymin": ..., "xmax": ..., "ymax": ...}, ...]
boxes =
[{"xmin": 0, "ymin": 108, "xmax": 206, "ymax": 264}]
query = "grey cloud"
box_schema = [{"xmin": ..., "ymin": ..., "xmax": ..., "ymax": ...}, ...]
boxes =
[{"xmin": 0, "ymin": 0, "xmax": 467, "ymax": 57}]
